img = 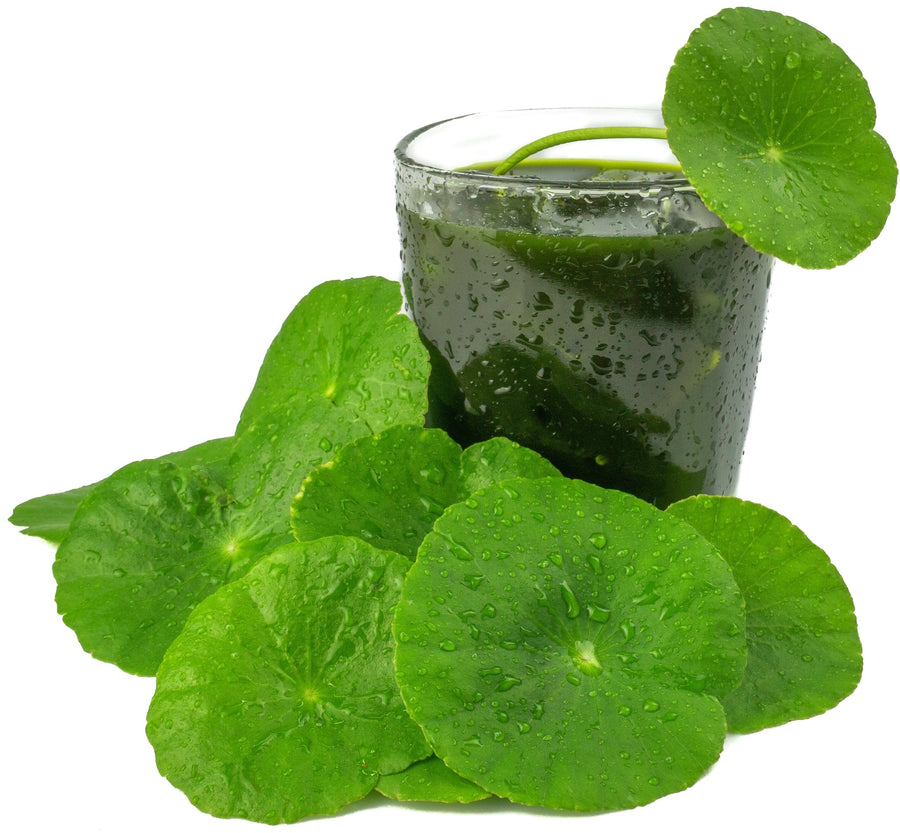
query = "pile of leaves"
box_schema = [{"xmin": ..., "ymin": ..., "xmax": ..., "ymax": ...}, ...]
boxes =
[{"xmin": 11, "ymin": 277, "xmax": 863, "ymax": 823}]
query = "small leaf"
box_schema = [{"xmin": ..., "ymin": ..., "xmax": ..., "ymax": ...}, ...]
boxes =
[
  {"xmin": 9, "ymin": 484, "xmax": 94, "ymax": 545},
  {"xmin": 663, "ymin": 7, "xmax": 897, "ymax": 268},
  {"xmin": 237, "ymin": 276, "xmax": 429, "ymax": 432},
  {"xmin": 667, "ymin": 495, "xmax": 863, "ymax": 733},
  {"xmin": 291, "ymin": 426, "xmax": 560, "ymax": 559},
  {"xmin": 376, "ymin": 756, "xmax": 492, "ymax": 804},
  {"xmin": 8, "ymin": 436, "xmax": 234, "ymax": 545}
]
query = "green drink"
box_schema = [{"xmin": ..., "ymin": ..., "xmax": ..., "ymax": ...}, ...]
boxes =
[{"xmin": 395, "ymin": 110, "xmax": 773, "ymax": 507}]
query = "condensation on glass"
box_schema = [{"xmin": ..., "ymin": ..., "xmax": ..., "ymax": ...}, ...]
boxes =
[{"xmin": 395, "ymin": 109, "xmax": 773, "ymax": 507}]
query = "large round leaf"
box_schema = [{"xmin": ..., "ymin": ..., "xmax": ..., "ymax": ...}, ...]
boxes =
[
  {"xmin": 663, "ymin": 7, "xmax": 897, "ymax": 268},
  {"xmin": 146, "ymin": 537, "xmax": 430, "ymax": 823},
  {"xmin": 393, "ymin": 477, "xmax": 746, "ymax": 811}
]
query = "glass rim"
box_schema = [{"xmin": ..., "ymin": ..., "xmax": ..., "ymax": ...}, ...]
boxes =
[{"xmin": 394, "ymin": 107, "xmax": 694, "ymax": 192}]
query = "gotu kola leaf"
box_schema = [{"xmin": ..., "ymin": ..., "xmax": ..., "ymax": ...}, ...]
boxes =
[
  {"xmin": 376, "ymin": 756, "xmax": 491, "ymax": 804},
  {"xmin": 52, "ymin": 277, "xmax": 430, "ymax": 675},
  {"xmin": 146, "ymin": 536, "xmax": 430, "ymax": 824},
  {"xmin": 9, "ymin": 435, "xmax": 235, "ymax": 545},
  {"xmin": 291, "ymin": 425, "xmax": 561, "ymax": 559},
  {"xmin": 393, "ymin": 477, "xmax": 747, "ymax": 812},
  {"xmin": 237, "ymin": 276, "xmax": 427, "ymax": 433},
  {"xmin": 663, "ymin": 6, "xmax": 897, "ymax": 268},
  {"xmin": 52, "ymin": 459, "xmax": 280, "ymax": 677},
  {"xmin": 666, "ymin": 495, "xmax": 862, "ymax": 734}
]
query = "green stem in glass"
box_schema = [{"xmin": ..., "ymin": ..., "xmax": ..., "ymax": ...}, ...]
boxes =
[
  {"xmin": 462, "ymin": 158, "xmax": 681, "ymax": 175},
  {"xmin": 491, "ymin": 126, "xmax": 672, "ymax": 175}
]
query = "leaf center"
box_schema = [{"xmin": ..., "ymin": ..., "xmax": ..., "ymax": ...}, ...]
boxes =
[
  {"xmin": 765, "ymin": 144, "xmax": 784, "ymax": 163},
  {"xmin": 572, "ymin": 639, "xmax": 602, "ymax": 676}
]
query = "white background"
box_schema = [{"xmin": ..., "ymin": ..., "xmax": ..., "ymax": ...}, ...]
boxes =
[{"xmin": 1, "ymin": 1, "xmax": 896, "ymax": 830}]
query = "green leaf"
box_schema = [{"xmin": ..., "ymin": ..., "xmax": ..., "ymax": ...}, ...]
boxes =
[
  {"xmin": 393, "ymin": 477, "xmax": 746, "ymax": 812},
  {"xmin": 52, "ymin": 459, "xmax": 279, "ymax": 676},
  {"xmin": 237, "ymin": 276, "xmax": 429, "ymax": 433},
  {"xmin": 663, "ymin": 6, "xmax": 897, "ymax": 268},
  {"xmin": 229, "ymin": 396, "xmax": 376, "ymax": 534},
  {"xmin": 52, "ymin": 278, "xmax": 431, "ymax": 675},
  {"xmin": 291, "ymin": 426, "xmax": 560, "ymax": 559},
  {"xmin": 8, "ymin": 436, "xmax": 234, "ymax": 545},
  {"xmin": 458, "ymin": 433, "xmax": 564, "ymax": 495},
  {"xmin": 376, "ymin": 756, "xmax": 491, "ymax": 804},
  {"xmin": 9, "ymin": 484, "xmax": 94, "ymax": 545},
  {"xmin": 146, "ymin": 537, "xmax": 430, "ymax": 824},
  {"xmin": 666, "ymin": 495, "xmax": 863, "ymax": 733}
]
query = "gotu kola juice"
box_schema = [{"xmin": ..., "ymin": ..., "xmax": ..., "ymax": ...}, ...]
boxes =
[{"xmin": 395, "ymin": 110, "xmax": 773, "ymax": 507}]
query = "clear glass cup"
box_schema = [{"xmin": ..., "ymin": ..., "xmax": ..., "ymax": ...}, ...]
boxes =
[{"xmin": 395, "ymin": 108, "xmax": 773, "ymax": 507}]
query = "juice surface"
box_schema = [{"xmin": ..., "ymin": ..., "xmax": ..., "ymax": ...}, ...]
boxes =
[{"xmin": 398, "ymin": 166, "xmax": 772, "ymax": 506}]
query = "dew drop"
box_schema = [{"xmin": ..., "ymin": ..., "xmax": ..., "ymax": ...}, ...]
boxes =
[
  {"xmin": 588, "ymin": 605, "xmax": 611, "ymax": 624},
  {"xmin": 560, "ymin": 582, "xmax": 581, "ymax": 619},
  {"xmin": 498, "ymin": 676, "xmax": 522, "ymax": 692}
]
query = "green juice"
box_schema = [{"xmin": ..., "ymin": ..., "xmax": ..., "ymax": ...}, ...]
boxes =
[{"xmin": 397, "ymin": 163, "xmax": 772, "ymax": 507}]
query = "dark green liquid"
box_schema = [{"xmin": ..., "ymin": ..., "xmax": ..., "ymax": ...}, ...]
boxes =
[{"xmin": 398, "ymin": 169, "xmax": 772, "ymax": 506}]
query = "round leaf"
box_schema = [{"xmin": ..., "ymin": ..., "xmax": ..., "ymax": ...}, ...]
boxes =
[
  {"xmin": 393, "ymin": 477, "xmax": 746, "ymax": 811},
  {"xmin": 53, "ymin": 459, "xmax": 277, "ymax": 676},
  {"xmin": 376, "ymin": 756, "xmax": 491, "ymax": 804},
  {"xmin": 146, "ymin": 536, "xmax": 430, "ymax": 824},
  {"xmin": 291, "ymin": 426, "xmax": 465, "ymax": 559},
  {"xmin": 667, "ymin": 495, "xmax": 863, "ymax": 733},
  {"xmin": 52, "ymin": 278, "xmax": 433, "ymax": 676},
  {"xmin": 663, "ymin": 7, "xmax": 897, "ymax": 268},
  {"xmin": 237, "ymin": 276, "xmax": 429, "ymax": 433},
  {"xmin": 291, "ymin": 427, "xmax": 560, "ymax": 559},
  {"xmin": 458, "ymin": 435, "xmax": 562, "ymax": 495}
]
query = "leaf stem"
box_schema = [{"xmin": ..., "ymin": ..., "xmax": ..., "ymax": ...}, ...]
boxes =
[
  {"xmin": 461, "ymin": 157, "xmax": 682, "ymax": 175},
  {"xmin": 491, "ymin": 126, "xmax": 671, "ymax": 175}
]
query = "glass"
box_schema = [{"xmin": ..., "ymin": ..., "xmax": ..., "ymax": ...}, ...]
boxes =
[{"xmin": 395, "ymin": 108, "xmax": 773, "ymax": 507}]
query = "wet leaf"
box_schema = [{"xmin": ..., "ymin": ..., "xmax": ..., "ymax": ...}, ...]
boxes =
[
  {"xmin": 8, "ymin": 436, "xmax": 234, "ymax": 545},
  {"xmin": 291, "ymin": 426, "xmax": 560, "ymax": 559},
  {"xmin": 376, "ymin": 756, "xmax": 491, "ymax": 804},
  {"xmin": 663, "ymin": 6, "xmax": 897, "ymax": 267},
  {"xmin": 238, "ymin": 276, "xmax": 428, "ymax": 432},
  {"xmin": 51, "ymin": 278, "xmax": 430, "ymax": 675},
  {"xmin": 146, "ymin": 537, "xmax": 429, "ymax": 823},
  {"xmin": 667, "ymin": 495, "xmax": 863, "ymax": 733},
  {"xmin": 393, "ymin": 477, "xmax": 746, "ymax": 811}
]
